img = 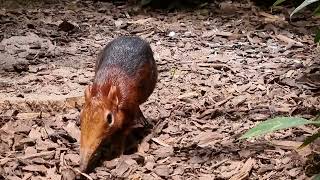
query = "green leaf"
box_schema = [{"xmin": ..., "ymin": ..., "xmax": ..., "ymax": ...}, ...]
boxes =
[
  {"xmin": 290, "ymin": 0, "xmax": 320, "ymax": 18},
  {"xmin": 240, "ymin": 117, "xmax": 320, "ymax": 140},
  {"xmin": 313, "ymin": 174, "xmax": 320, "ymax": 180},
  {"xmin": 273, "ymin": 0, "xmax": 288, "ymax": 7},
  {"xmin": 314, "ymin": 4, "xmax": 320, "ymax": 16},
  {"xmin": 315, "ymin": 29, "xmax": 320, "ymax": 43},
  {"xmin": 299, "ymin": 131, "xmax": 320, "ymax": 149},
  {"xmin": 140, "ymin": 0, "xmax": 152, "ymax": 6},
  {"xmin": 313, "ymin": 113, "xmax": 320, "ymax": 121}
]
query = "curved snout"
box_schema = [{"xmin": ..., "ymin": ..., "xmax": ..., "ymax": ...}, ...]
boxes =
[
  {"xmin": 80, "ymin": 148, "xmax": 93, "ymax": 172},
  {"xmin": 80, "ymin": 138, "xmax": 114, "ymax": 172}
]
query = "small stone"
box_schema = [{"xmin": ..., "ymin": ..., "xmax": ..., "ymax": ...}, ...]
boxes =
[
  {"xmin": 114, "ymin": 19, "xmax": 127, "ymax": 28},
  {"xmin": 168, "ymin": 31, "xmax": 176, "ymax": 37}
]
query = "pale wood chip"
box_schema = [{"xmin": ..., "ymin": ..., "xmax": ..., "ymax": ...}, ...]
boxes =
[
  {"xmin": 276, "ymin": 34, "xmax": 304, "ymax": 48},
  {"xmin": 229, "ymin": 158, "xmax": 255, "ymax": 180}
]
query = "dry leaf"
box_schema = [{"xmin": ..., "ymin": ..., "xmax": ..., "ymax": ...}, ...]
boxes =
[
  {"xmin": 154, "ymin": 165, "xmax": 171, "ymax": 178},
  {"xmin": 63, "ymin": 121, "xmax": 80, "ymax": 142}
]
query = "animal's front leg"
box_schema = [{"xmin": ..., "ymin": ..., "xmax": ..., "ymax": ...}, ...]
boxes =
[
  {"xmin": 114, "ymin": 127, "xmax": 133, "ymax": 156},
  {"xmin": 135, "ymin": 107, "xmax": 152, "ymax": 128},
  {"xmin": 109, "ymin": 131, "xmax": 126, "ymax": 158}
]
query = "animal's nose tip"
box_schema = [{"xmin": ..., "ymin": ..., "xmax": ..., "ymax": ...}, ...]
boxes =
[
  {"xmin": 80, "ymin": 151, "xmax": 90, "ymax": 172},
  {"xmin": 80, "ymin": 157, "xmax": 88, "ymax": 172}
]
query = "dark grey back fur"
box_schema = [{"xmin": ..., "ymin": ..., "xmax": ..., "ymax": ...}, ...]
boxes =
[{"xmin": 95, "ymin": 36, "xmax": 154, "ymax": 76}]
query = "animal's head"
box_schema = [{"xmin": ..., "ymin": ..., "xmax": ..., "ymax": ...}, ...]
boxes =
[{"xmin": 79, "ymin": 85, "xmax": 124, "ymax": 172}]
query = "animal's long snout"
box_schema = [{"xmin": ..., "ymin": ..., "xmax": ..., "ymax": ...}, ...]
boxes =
[{"xmin": 80, "ymin": 148, "xmax": 93, "ymax": 172}]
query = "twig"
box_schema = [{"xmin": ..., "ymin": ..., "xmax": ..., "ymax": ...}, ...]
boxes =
[
  {"xmin": 211, "ymin": 159, "xmax": 228, "ymax": 168},
  {"xmin": 138, "ymin": 119, "xmax": 168, "ymax": 153},
  {"xmin": 0, "ymin": 151, "xmax": 56, "ymax": 165},
  {"xmin": 151, "ymin": 137, "xmax": 171, "ymax": 147},
  {"xmin": 197, "ymin": 63, "xmax": 235, "ymax": 73},
  {"xmin": 71, "ymin": 167, "xmax": 93, "ymax": 180},
  {"xmin": 20, "ymin": 151, "xmax": 55, "ymax": 159},
  {"xmin": 275, "ymin": 34, "xmax": 304, "ymax": 48}
]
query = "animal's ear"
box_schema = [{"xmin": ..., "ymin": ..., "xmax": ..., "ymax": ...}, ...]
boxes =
[
  {"xmin": 107, "ymin": 85, "xmax": 119, "ymax": 106},
  {"xmin": 84, "ymin": 85, "xmax": 92, "ymax": 102}
]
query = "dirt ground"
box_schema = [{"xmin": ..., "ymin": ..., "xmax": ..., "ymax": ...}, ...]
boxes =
[{"xmin": 1, "ymin": 0, "xmax": 320, "ymax": 179}]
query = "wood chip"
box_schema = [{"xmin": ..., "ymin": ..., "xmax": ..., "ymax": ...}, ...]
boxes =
[
  {"xmin": 22, "ymin": 165, "xmax": 47, "ymax": 172},
  {"xmin": 229, "ymin": 158, "xmax": 255, "ymax": 180}
]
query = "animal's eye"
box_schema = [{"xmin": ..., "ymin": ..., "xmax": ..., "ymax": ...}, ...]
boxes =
[{"xmin": 106, "ymin": 113, "xmax": 113, "ymax": 126}]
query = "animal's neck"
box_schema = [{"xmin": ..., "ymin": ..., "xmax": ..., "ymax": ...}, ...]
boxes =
[{"xmin": 91, "ymin": 82, "xmax": 115, "ymax": 95}]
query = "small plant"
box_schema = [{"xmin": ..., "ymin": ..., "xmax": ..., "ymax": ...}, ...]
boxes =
[
  {"xmin": 240, "ymin": 115, "xmax": 320, "ymax": 179},
  {"xmin": 273, "ymin": 0, "xmax": 320, "ymax": 43},
  {"xmin": 140, "ymin": 0, "xmax": 152, "ymax": 6},
  {"xmin": 273, "ymin": 0, "xmax": 320, "ymax": 18},
  {"xmin": 240, "ymin": 116, "xmax": 320, "ymax": 147}
]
